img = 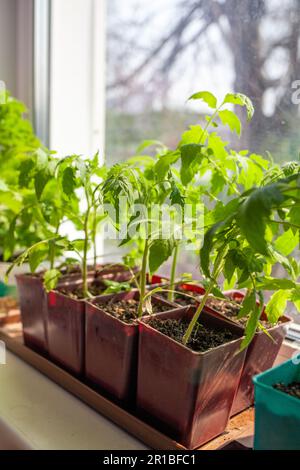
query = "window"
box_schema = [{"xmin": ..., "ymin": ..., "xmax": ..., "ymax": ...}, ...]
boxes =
[
  {"xmin": 106, "ymin": 0, "xmax": 300, "ymax": 163},
  {"xmin": 106, "ymin": 0, "xmax": 300, "ymax": 302}
]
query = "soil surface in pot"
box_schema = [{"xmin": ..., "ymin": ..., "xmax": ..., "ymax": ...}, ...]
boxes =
[
  {"xmin": 273, "ymin": 381, "xmax": 300, "ymax": 399},
  {"xmin": 205, "ymin": 296, "xmax": 276, "ymax": 329},
  {"xmin": 158, "ymin": 286, "xmax": 200, "ymax": 306},
  {"xmin": 98, "ymin": 298, "xmax": 173, "ymax": 324},
  {"xmin": 148, "ymin": 317, "xmax": 237, "ymax": 352},
  {"xmin": 58, "ymin": 278, "xmax": 131, "ymax": 300}
]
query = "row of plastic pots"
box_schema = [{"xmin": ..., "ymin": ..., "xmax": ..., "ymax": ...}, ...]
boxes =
[{"xmin": 16, "ymin": 272, "xmax": 290, "ymax": 449}]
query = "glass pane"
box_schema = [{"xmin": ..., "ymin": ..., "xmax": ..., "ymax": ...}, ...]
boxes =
[
  {"xmin": 106, "ymin": 0, "xmax": 300, "ymax": 313},
  {"xmin": 106, "ymin": 0, "xmax": 300, "ymax": 163}
]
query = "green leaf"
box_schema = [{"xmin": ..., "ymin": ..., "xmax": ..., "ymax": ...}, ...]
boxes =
[
  {"xmin": 224, "ymin": 251, "xmax": 235, "ymax": 284},
  {"xmin": 169, "ymin": 182, "xmax": 185, "ymax": 208},
  {"xmin": 149, "ymin": 238, "xmax": 175, "ymax": 274},
  {"xmin": 180, "ymin": 144, "xmax": 203, "ymax": 186},
  {"xmin": 35, "ymin": 170, "xmax": 51, "ymax": 200},
  {"xmin": 207, "ymin": 133, "xmax": 228, "ymax": 161},
  {"xmin": 210, "ymin": 171, "xmax": 226, "ymax": 196},
  {"xmin": 136, "ymin": 140, "xmax": 165, "ymax": 154},
  {"xmin": 188, "ymin": 91, "xmax": 217, "ymax": 109},
  {"xmin": 237, "ymin": 184, "xmax": 285, "ymax": 255},
  {"xmin": 237, "ymin": 290, "xmax": 257, "ymax": 319},
  {"xmin": 274, "ymin": 228, "xmax": 299, "ymax": 256},
  {"xmin": 43, "ymin": 269, "xmax": 61, "ymax": 292},
  {"xmin": 258, "ymin": 277, "xmax": 296, "ymax": 290},
  {"xmin": 200, "ymin": 220, "xmax": 226, "ymax": 278},
  {"xmin": 240, "ymin": 292, "xmax": 263, "ymax": 350},
  {"xmin": 218, "ymin": 109, "xmax": 241, "ymax": 135},
  {"xmin": 290, "ymin": 287, "xmax": 300, "ymax": 312},
  {"xmin": 102, "ymin": 280, "xmax": 131, "ymax": 294},
  {"xmin": 29, "ymin": 246, "xmax": 48, "ymax": 272},
  {"xmin": 62, "ymin": 167, "xmax": 76, "ymax": 197},
  {"xmin": 180, "ymin": 125, "xmax": 204, "ymax": 145},
  {"xmin": 290, "ymin": 205, "xmax": 300, "ymax": 228},
  {"xmin": 250, "ymin": 153, "xmax": 270, "ymax": 170},
  {"xmin": 265, "ymin": 290, "xmax": 291, "ymax": 324},
  {"xmin": 0, "ymin": 179, "xmax": 9, "ymax": 191},
  {"xmin": 154, "ymin": 151, "xmax": 179, "ymax": 181},
  {"xmin": 19, "ymin": 159, "xmax": 35, "ymax": 187},
  {"xmin": 223, "ymin": 93, "xmax": 254, "ymax": 121}
]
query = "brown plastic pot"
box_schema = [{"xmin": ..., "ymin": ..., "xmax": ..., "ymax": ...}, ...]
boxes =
[
  {"xmin": 206, "ymin": 289, "xmax": 292, "ymax": 416},
  {"xmin": 16, "ymin": 274, "xmax": 48, "ymax": 353},
  {"xmin": 136, "ymin": 307, "xmax": 246, "ymax": 449},
  {"xmin": 173, "ymin": 282, "xmax": 205, "ymax": 305},
  {"xmin": 95, "ymin": 264, "xmax": 139, "ymax": 282},
  {"xmin": 85, "ymin": 290, "xmax": 177, "ymax": 403},
  {"xmin": 16, "ymin": 272, "xmax": 83, "ymax": 355},
  {"xmin": 59, "ymin": 264, "xmax": 138, "ymax": 284},
  {"xmin": 47, "ymin": 283, "xmax": 87, "ymax": 375}
]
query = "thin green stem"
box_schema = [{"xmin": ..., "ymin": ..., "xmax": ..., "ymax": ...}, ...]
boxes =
[
  {"xmin": 198, "ymin": 105, "xmax": 222, "ymax": 145},
  {"xmin": 168, "ymin": 243, "xmax": 179, "ymax": 302},
  {"xmin": 269, "ymin": 219, "xmax": 300, "ymax": 230},
  {"xmin": 49, "ymin": 223, "xmax": 60, "ymax": 270},
  {"xmin": 138, "ymin": 238, "xmax": 150, "ymax": 317},
  {"xmin": 92, "ymin": 206, "xmax": 97, "ymax": 270},
  {"xmin": 182, "ymin": 243, "xmax": 228, "ymax": 345},
  {"xmin": 82, "ymin": 208, "xmax": 91, "ymax": 298},
  {"xmin": 182, "ymin": 279, "xmax": 215, "ymax": 345},
  {"xmin": 82, "ymin": 186, "xmax": 91, "ymax": 299}
]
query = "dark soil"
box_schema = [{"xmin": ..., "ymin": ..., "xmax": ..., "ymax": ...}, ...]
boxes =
[
  {"xmin": 58, "ymin": 279, "xmax": 108, "ymax": 299},
  {"xmin": 273, "ymin": 381, "xmax": 300, "ymax": 399},
  {"xmin": 148, "ymin": 317, "xmax": 237, "ymax": 352},
  {"xmin": 205, "ymin": 296, "xmax": 276, "ymax": 329},
  {"xmin": 99, "ymin": 298, "xmax": 173, "ymax": 323},
  {"xmin": 158, "ymin": 286, "xmax": 201, "ymax": 306}
]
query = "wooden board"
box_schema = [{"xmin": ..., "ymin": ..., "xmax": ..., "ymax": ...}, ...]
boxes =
[{"xmin": 0, "ymin": 322, "xmax": 255, "ymax": 450}]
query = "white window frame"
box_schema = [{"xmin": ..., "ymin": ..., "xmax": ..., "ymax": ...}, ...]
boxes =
[{"xmin": 49, "ymin": 0, "xmax": 106, "ymax": 158}]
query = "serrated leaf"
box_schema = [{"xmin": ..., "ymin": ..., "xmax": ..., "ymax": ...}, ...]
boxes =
[
  {"xmin": 250, "ymin": 153, "xmax": 270, "ymax": 170},
  {"xmin": 149, "ymin": 238, "xmax": 175, "ymax": 274},
  {"xmin": 43, "ymin": 269, "xmax": 61, "ymax": 292},
  {"xmin": 290, "ymin": 205, "xmax": 300, "ymax": 228},
  {"xmin": 29, "ymin": 246, "xmax": 48, "ymax": 272},
  {"xmin": 258, "ymin": 277, "xmax": 296, "ymax": 290},
  {"xmin": 265, "ymin": 289, "xmax": 291, "ymax": 324},
  {"xmin": 224, "ymin": 251, "xmax": 235, "ymax": 284},
  {"xmin": 274, "ymin": 228, "xmax": 299, "ymax": 256},
  {"xmin": 207, "ymin": 133, "xmax": 227, "ymax": 161},
  {"xmin": 237, "ymin": 184, "xmax": 285, "ymax": 255},
  {"xmin": 188, "ymin": 91, "xmax": 217, "ymax": 109},
  {"xmin": 240, "ymin": 292, "xmax": 263, "ymax": 350},
  {"xmin": 290, "ymin": 287, "xmax": 300, "ymax": 312},
  {"xmin": 218, "ymin": 109, "xmax": 241, "ymax": 135},
  {"xmin": 180, "ymin": 125, "xmax": 204, "ymax": 145},
  {"xmin": 223, "ymin": 93, "xmax": 254, "ymax": 120},
  {"xmin": 237, "ymin": 290, "xmax": 257, "ymax": 319},
  {"xmin": 62, "ymin": 166, "xmax": 76, "ymax": 197},
  {"xmin": 169, "ymin": 182, "xmax": 185, "ymax": 208},
  {"xmin": 19, "ymin": 159, "xmax": 35, "ymax": 187},
  {"xmin": 200, "ymin": 220, "xmax": 226, "ymax": 278},
  {"xmin": 180, "ymin": 144, "xmax": 203, "ymax": 185},
  {"xmin": 154, "ymin": 151, "xmax": 179, "ymax": 181},
  {"xmin": 35, "ymin": 170, "xmax": 51, "ymax": 200},
  {"xmin": 136, "ymin": 140, "xmax": 165, "ymax": 154}
]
